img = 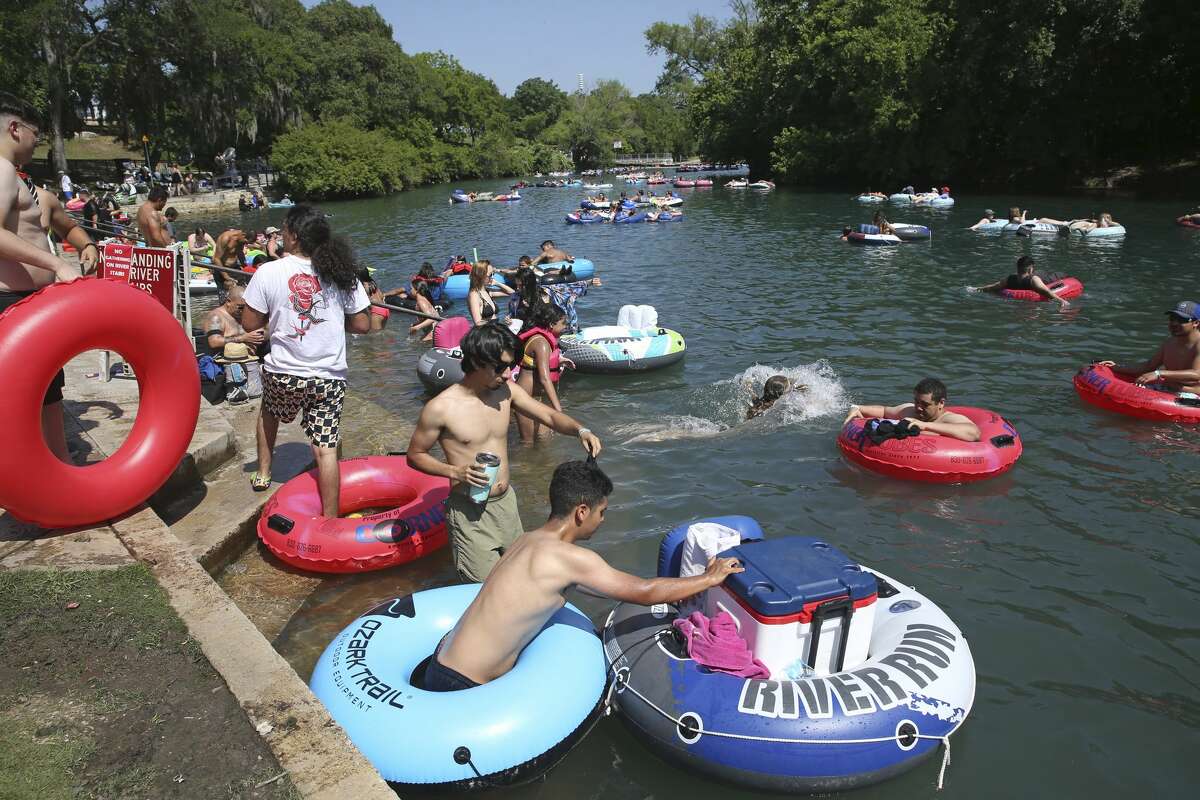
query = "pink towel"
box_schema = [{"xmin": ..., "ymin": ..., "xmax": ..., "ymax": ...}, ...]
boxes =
[{"xmin": 672, "ymin": 610, "xmax": 770, "ymax": 679}]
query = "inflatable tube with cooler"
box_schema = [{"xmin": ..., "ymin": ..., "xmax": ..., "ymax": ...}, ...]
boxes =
[
  {"xmin": 310, "ymin": 584, "xmax": 607, "ymax": 790},
  {"xmin": 603, "ymin": 517, "xmax": 975, "ymax": 793},
  {"xmin": 0, "ymin": 279, "xmax": 198, "ymax": 528}
]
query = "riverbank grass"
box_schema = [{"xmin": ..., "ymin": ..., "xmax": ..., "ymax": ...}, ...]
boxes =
[{"xmin": 0, "ymin": 566, "xmax": 299, "ymax": 800}]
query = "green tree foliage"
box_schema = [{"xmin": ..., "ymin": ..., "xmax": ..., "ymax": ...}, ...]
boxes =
[
  {"xmin": 270, "ymin": 118, "xmax": 421, "ymax": 197},
  {"xmin": 651, "ymin": 0, "xmax": 1200, "ymax": 186},
  {"xmin": 7, "ymin": 0, "xmax": 691, "ymax": 196},
  {"xmin": 511, "ymin": 77, "xmax": 569, "ymax": 140}
]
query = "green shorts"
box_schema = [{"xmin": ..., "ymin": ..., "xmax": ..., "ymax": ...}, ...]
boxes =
[{"xmin": 445, "ymin": 485, "xmax": 522, "ymax": 583}]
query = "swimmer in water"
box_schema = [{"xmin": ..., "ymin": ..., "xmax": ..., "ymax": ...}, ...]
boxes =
[{"xmin": 748, "ymin": 375, "xmax": 805, "ymax": 419}]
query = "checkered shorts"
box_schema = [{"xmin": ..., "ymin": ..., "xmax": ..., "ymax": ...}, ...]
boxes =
[{"xmin": 261, "ymin": 370, "xmax": 346, "ymax": 449}]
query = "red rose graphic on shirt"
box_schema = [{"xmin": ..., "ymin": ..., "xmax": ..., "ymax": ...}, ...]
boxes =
[{"xmin": 287, "ymin": 272, "xmax": 325, "ymax": 340}]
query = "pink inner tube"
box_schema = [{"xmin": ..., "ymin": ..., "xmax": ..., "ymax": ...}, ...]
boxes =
[
  {"xmin": 1073, "ymin": 364, "xmax": 1200, "ymax": 423},
  {"xmin": 1000, "ymin": 276, "xmax": 1084, "ymax": 302},
  {"xmin": 257, "ymin": 456, "xmax": 450, "ymax": 573},
  {"xmin": 837, "ymin": 406, "xmax": 1022, "ymax": 483},
  {"xmin": 433, "ymin": 316, "xmax": 471, "ymax": 349}
]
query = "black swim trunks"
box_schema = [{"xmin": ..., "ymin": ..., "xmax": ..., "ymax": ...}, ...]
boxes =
[
  {"xmin": 423, "ymin": 636, "xmax": 481, "ymax": 692},
  {"xmin": 424, "ymin": 657, "xmax": 481, "ymax": 692},
  {"xmin": 0, "ymin": 290, "xmax": 65, "ymax": 405}
]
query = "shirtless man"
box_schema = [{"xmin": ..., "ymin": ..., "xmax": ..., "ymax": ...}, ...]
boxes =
[
  {"xmin": 35, "ymin": 187, "xmax": 100, "ymax": 275},
  {"xmin": 974, "ymin": 255, "xmax": 1070, "ymax": 308},
  {"xmin": 843, "ymin": 377, "xmax": 981, "ymax": 442},
  {"xmin": 213, "ymin": 228, "xmax": 249, "ymax": 293},
  {"xmin": 428, "ymin": 459, "xmax": 744, "ymax": 690},
  {"xmin": 1098, "ymin": 301, "xmax": 1200, "ymax": 394},
  {"xmin": 136, "ymin": 185, "xmax": 172, "ymax": 246},
  {"xmin": 203, "ymin": 285, "xmax": 265, "ymax": 356},
  {"xmin": 407, "ymin": 322, "xmax": 602, "ymax": 582},
  {"xmin": 0, "ymin": 93, "xmax": 86, "ymax": 462},
  {"xmin": 530, "ymin": 239, "xmax": 574, "ymax": 266}
]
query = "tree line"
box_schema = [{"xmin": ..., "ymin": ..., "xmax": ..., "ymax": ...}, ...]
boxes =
[
  {"xmin": 648, "ymin": 0, "xmax": 1200, "ymax": 188},
  {"xmin": 6, "ymin": 0, "xmax": 695, "ymax": 197}
]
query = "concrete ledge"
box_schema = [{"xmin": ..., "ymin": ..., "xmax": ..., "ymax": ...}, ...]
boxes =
[
  {"xmin": 112, "ymin": 506, "xmax": 393, "ymax": 800},
  {"xmin": 163, "ymin": 400, "xmax": 315, "ymax": 573},
  {"xmin": 0, "ymin": 514, "xmax": 134, "ymax": 571},
  {"xmin": 62, "ymin": 354, "xmax": 237, "ymax": 488}
]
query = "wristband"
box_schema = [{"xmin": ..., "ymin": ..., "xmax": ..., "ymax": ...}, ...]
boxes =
[
  {"xmin": 1154, "ymin": 369, "xmax": 1162, "ymax": 379},
  {"xmin": 577, "ymin": 427, "xmax": 592, "ymax": 438}
]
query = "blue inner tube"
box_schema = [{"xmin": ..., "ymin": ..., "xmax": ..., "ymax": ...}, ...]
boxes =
[
  {"xmin": 441, "ymin": 272, "xmax": 508, "ymax": 301},
  {"xmin": 613, "ymin": 212, "xmax": 648, "ymax": 224},
  {"xmin": 539, "ymin": 259, "xmax": 594, "ymax": 282},
  {"xmin": 566, "ymin": 213, "xmax": 602, "ymax": 224},
  {"xmin": 310, "ymin": 584, "xmax": 607, "ymax": 789}
]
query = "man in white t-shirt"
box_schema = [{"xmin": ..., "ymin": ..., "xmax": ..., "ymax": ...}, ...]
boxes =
[
  {"xmin": 242, "ymin": 212, "xmax": 372, "ymax": 515},
  {"xmin": 59, "ymin": 171, "xmax": 73, "ymax": 200}
]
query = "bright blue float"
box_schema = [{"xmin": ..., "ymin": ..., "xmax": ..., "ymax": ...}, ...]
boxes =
[
  {"xmin": 310, "ymin": 584, "xmax": 607, "ymax": 790},
  {"xmin": 613, "ymin": 212, "xmax": 648, "ymax": 224},
  {"xmin": 440, "ymin": 272, "xmax": 507, "ymax": 302}
]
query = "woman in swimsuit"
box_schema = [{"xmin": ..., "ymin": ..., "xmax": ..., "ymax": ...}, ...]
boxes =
[{"xmin": 467, "ymin": 260, "xmax": 512, "ymax": 325}]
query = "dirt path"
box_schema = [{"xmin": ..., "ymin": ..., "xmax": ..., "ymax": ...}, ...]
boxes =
[{"xmin": 0, "ymin": 566, "xmax": 299, "ymax": 800}]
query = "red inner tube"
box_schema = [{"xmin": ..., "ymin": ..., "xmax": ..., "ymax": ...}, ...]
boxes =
[
  {"xmin": 1073, "ymin": 364, "xmax": 1200, "ymax": 423},
  {"xmin": 837, "ymin": 406, "xmax": 1022, "ymax": 483},
  {"xmin": 0, "ymin": 278, "xmax": 199, "ymax": 527},
  {"xmin": 1000, "ymin": 276, "xmax": 1084, "ymax": 302},
  {"xmin": 257, "ymin": 456, "xmax": 450, "ymax": 573}
]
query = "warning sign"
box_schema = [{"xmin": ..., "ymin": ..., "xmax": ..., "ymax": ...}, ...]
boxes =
[
  {"xmin": 101, "ymin": 242, "xmax": 132, "ymax": 283},
  {"xmin": 128, "ymin": 246, "xmax": 175, "ymax": 311},
  {"xmin": 101, "ymin": 243, "xmax": 174, "ymax": 312}
]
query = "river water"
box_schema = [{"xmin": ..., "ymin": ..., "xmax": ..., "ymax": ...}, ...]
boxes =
[{"xmin": 199, "ymin": 180, "xmax": 1199, "ymax": 797}]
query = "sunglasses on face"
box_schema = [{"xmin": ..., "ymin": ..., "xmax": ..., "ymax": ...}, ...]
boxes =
[
  {"xmin": 13, "ymin": 120, "xmax": 43, "ymax": 142},
  {"xmin": 492, "ymin": 359, "xmax": 515, "ymax": 374}
]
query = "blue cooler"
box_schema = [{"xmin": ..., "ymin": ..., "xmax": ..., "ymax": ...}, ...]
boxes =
[{"xmin": 704, "ymin": 537, "xmax": 878, "ymax": 677}]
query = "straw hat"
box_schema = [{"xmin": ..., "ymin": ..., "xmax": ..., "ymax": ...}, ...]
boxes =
[{"xmin": 215, "ymin": 342, "xmax": 256, "ymax": 363}]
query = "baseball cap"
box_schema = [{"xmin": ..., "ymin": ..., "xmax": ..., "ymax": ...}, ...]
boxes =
[
  {"xmin": 1166, "ymin": 300, "xmax": 1200, "ymax": 321},
  {"xmin": 264, "ymin": 226, "xmax": 279, "ymax": 234}
]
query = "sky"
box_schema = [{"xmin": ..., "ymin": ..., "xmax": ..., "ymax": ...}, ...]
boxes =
[{"xmin": 304, "ymin": 0, "xmax": 737, "ymax": 95}]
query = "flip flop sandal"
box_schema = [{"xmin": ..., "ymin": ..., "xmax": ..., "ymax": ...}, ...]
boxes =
[{"xmin": 250, "ymin": 472, "xmax": 271, "ymax": 492}]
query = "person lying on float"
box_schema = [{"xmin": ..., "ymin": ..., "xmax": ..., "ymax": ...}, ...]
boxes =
[
  {"xmin": 423, "ymin": 459, "xmax": 744, "ymax": 692},
  {"xmin": 843, "ymin": 377, "xmax": 981, "ymax": 442},
  {"xmin": 973, "ymin": 255, "xmax": 1070, "ymax": 308},
  {"xmin": 968, "ymin": 209, "xmax": 997, "ymax": 230},
  {"xmin": 1097, "ymin": 301, "xmax": 1200, "ymax": 394}
]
